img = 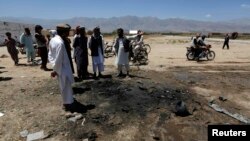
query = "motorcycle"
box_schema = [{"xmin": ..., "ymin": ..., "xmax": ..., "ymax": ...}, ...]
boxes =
[
  {"xmin": 16, "ymin": 42, "xmax": 26, "ymax": 55},
  {"xmin": 16, "ymin": 42, "xmax": 39, "ymax": 57},
  {"xmin": 129, "ymin": 44, "xmax": 148, "ymax": 65},
  {"xmin": 130, "ymin": 40, "xmax": 151, "ymax": 54},
  {"xmin": 186, "ymin": 45, "xmax": 215, "ymax": 61},
  {"xmin": 104, "ymin": 41, "xmax": 115, "ymax": 58}
]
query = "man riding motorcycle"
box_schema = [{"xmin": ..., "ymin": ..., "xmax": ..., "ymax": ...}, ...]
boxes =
[
  {"xmin": 133, "ymin": 30, "xmax": 144, "ymax": 57},
  {"xmin": 191, "ymin": 34, "xmax": 207, "ymax": 60},
  {"xmin": 187, "ymin": 34, "xmax": 215, "ymax": 61},
  {"xmin": 126, "ymin": 30, "xmax": 144, "ymax": 58}
]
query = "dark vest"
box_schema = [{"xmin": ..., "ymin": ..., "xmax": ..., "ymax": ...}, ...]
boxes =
[
  {"xmin": 114, "ymin": 37, "xmax": 130, "ymax": 54},
  {"xmin": 90, "ymin": 36, "xmax": 103, "ymax": 56},
  {"xmin": 73, "ymin": 36, "xmax": 88, "ymax": 55},
  {"xmin": 136, "ymin": 35, "xmax": 141, "ymax": 42},
  {"xmin": 63, "ymin": 38, "xmax": 75, "ymax": 73}
]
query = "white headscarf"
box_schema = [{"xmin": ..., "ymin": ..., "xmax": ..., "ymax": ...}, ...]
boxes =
[{"xmin": 49, "ymin": 30, "xmax": 57, "ymax": 37}]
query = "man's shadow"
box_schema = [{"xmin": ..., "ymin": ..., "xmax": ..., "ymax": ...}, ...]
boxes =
[
  {"xmin": 0, "ymin": 77, "xmax": 12, "ymax": 81},
  {"xmin": 0, "ymin": 71, "xmax": 7, "ymax": 74},
  {"xmin": 99, "ymin": 74, "xmax": 112, "ymax": 79},
  {"xmin": 44, "ymin": 69, "xmax": 53, "ymax": 71},
  {"xmin": 117, "ymin": 74, "xmax": 150, "ymax": 79},
  {"xmin": 73, "ymin": 87, "xmax": 91, "ymax": 95},
  {"xmin": 16, "ymin": 63, "xmax": 28, "ymax": 66},
  {"xmin": 87, "ymin": 73, "xmax": 113, "ymax": 80},
  {"xmin": 71, "ymin": 100, "xmax": 96, "ymax": 113}
]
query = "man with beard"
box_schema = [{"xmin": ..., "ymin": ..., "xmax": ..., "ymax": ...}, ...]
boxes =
[
  {"xmin": 223, "ymin": 33, "xmax": 230, "ymax": 50},
  {"xmin": 88, "ymin": 27, "xmax": 105, "ymax": 78},
  {"xmin": 113, "ymin": 28, "xmax": 130, "ymax": 77},
  {"xmin": 4, "ymin": 32, "xmax": 19, "ymax": 65},
  {"xmin": 133, "ymin": 30, "xmax": 144, "ymax": 57},
  {"xmin": 73, "ymin": 27, "xmax": 89, "ymax": 80},
  {"xmin": 35, "ymin": 25, "xmax": 48, "ymax": 70},
  {"xmin": 48, "ymin": 24, "xmax": 75, "ymax": 112},
  {"xmin": 62, "ymin": 26, "xmax": 75, "ymax": 74},
  {"xmin": 20, "ymin": 28, "xmax": 35, "ymax": 64}
]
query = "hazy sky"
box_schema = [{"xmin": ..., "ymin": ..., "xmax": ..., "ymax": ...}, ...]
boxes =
[{"xmin": 0, "ymin": 0, "xmax": 250, "ymax": 21}]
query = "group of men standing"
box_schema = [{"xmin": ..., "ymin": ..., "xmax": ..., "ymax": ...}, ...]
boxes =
[
  {"xmin": 4, "ymin": 26, "xmax": 49, "ymax": 70},
  {"xmin": 49, "ymin": 24, "xmax": 139, "ymax": 112},
  {"xmin": 3, "ymin": 24, "xmax": 144, "ymax": 112},
  {"xmin": 71, "ymin": 26, "xmax": 144, "ymax": 80}
]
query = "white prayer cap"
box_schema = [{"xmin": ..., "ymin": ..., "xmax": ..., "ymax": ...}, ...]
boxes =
[{"xmin": 49, "ymin": 30, "xmax": 57, "ymax": 37}]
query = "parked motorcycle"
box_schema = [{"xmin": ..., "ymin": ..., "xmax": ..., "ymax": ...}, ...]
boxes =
[
  {"xmin": 130, "ymin": 41, "xmax": 151, "ymax": 54},
  {"xmin": 104, "ymin": 41, "xmax": 115, "ymax": 58},
  {"xmin": 16, "ymin": 43, "xmax": 39, "ymax": 57},
  {"xmin": 129, "ymin": 44, "xmax": 148, "ymax": 65}
]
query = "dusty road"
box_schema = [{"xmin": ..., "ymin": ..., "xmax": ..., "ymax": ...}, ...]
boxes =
[{"xmin": 0, "ymin": 35, "xmax": 249, "ymax": 141}]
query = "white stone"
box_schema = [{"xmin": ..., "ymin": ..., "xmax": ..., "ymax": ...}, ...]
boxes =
[
  {"xmin": 26, "ymin": 130, "xmax": 45, "ymax": 141},
  {"xmin": 20, "ymin": 130, "xmax": 29, "ymax": 137}
]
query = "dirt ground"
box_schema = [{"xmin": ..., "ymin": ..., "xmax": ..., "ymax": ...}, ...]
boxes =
[{"xmin": 0, "ymin": 35, "xmax": 249, "ymax": 141}]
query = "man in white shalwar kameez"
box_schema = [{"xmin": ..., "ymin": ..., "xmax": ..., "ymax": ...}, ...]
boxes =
[
  {"xmin": 88, "ymin": 27, "xmax": 105, "ymax": 78},
  {"xmin": 113, "ymin": 28, "xmax": 131, "ymax": 77},
  {"xmin": 48, "ymin": 24, "xmax": 74, "ymax": 111}
]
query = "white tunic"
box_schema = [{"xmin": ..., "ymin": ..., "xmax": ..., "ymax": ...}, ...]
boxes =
[
  {"xmin": 92, "ymin": 47, "xmax": 104, "ymax": 65},
  {"xmin": 88, "ymin": 36, "xmax": 105, "ymax": 65},
  {"xmin": 48, "ymin": 35, "xmax": 74, "ymax": 104},
  {"xmin": 115, "ymin": 39, "xmax": 129, "ymax": 65}
]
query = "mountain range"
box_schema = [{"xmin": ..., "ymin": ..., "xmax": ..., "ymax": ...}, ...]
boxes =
[{"xmin": 0, "ymin": 16, "xmax": 250, "ymax": 33}]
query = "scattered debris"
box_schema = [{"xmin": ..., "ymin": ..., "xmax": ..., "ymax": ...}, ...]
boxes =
[
  {"xmin": 21, "ymin": 89, "xmax": 26, "ymax": 92},
  {"xmin": 188, "ymin": 80, "xmax": 196, "ymax": 84},
  {"xmin": 81, "ymin": 118, "xmax": 86, "ymax": 126},
  {"xmin": 209, "ymin": 103, "xmax": 250, "ymax": 124},
  {"xmin": 0, "ymin": 112, "xmax": 4, "ymax": 117},
  {"xmin": 68, "ymin": 114, "xmax": 83, "ymax": 122},
  {"xmin": 175, "ymin": 89, "xmax": 181, "ymax": 93},
  {"xmin": 91, "ymin": 114, "xmax": 109, "ymax": 124},
  {"xmin": 138, "ymin": 86, "xmax": 148, "ymax": 91},
  {"xmin": 20, "ymin": 130, "xmax": 29, "ymax": 138},
  {"xmin": 209, "ymin": 97, "xmax": 216, "ymax": 104},
  {"xmin": 49, "ymin": 92, "xmax": 54, "ymax": 95},
  {"xmin": 175, "ymin": 101, "xmax": 191, "ymax": 117},
  {"xmin": 136, "ymin": 80, "xmax": 143, "ymax": 84},
  {"xmin": 26, "ymin": 130, "xmax": 46, "ymax": 141},
  {"xmin": 164, "ymin": 90, "xmax": 170, "ymax": 93},
  {"xmin": 219, "ymin": 96, "xmax": 227, "ymax": 102},
  {"xmin": 153, "ymin": 136, "xmax": 160, "ymax": 140},
  {"xmin": 158, "ymin": 65, "xmax": 165, "ymax": 68},
  {"xmin": 87, "ymin": 132, "xmax": 98, "ymax": 141},
  {"xmin": 82, "ymin": 139, "xmax": 88, "ymax": 141},
  {"xmin": 121, "ymin": 106, "xmax": 130, "ymax": 113}
]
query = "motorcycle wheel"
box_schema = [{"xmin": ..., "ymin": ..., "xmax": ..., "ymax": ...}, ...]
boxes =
[
  {"xmin": 207, "ymin": 51, "xmax": 215, "ymax": 60},
  {"xmin": 186, "ymin": 52, "xmax": 195, "ymax": 60},
  {"xmin": 143, "ymin": 44, "xmax": 151, "ymax": 54},
  {"xmin": 104, "ymin": 46, "xmax": 114, "ymax": 58},
  {"xmin": 138, "ymin": 50, "xmax": 148, "ymax": 65}
]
